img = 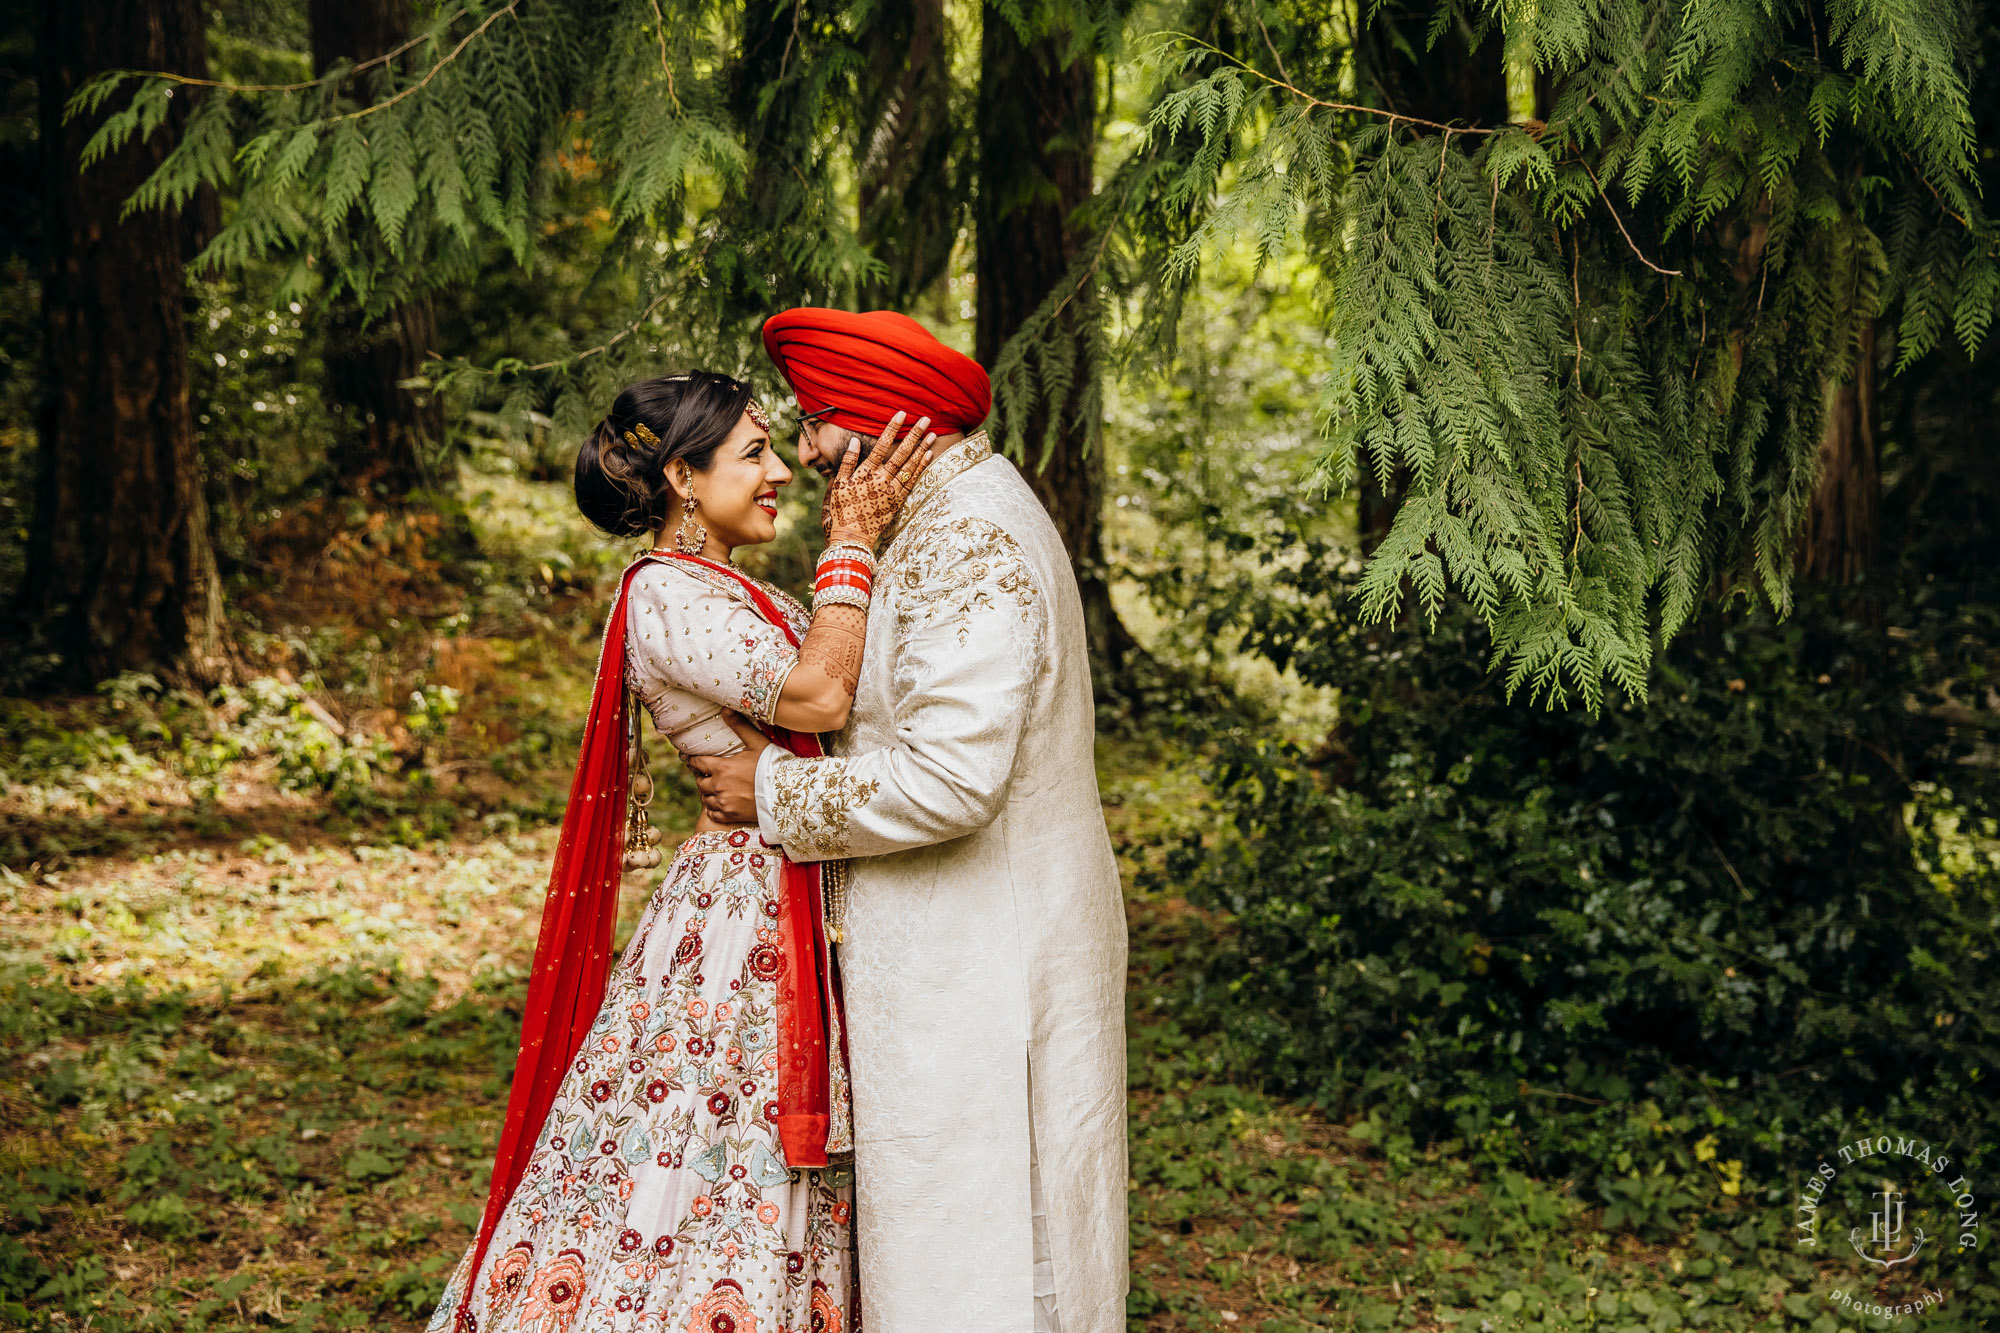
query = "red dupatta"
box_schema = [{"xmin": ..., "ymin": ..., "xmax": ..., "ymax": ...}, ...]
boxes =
[{"xmin": 459, "ymin": 553, "xmax": 841, "ymax": 1326}]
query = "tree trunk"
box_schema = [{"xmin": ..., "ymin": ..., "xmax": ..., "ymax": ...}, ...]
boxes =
[
  {"xmin": 856, "ymin": 0, "xmax": 957, "ymax": 308},
  {"xmin": 1353, "ymin": 2, "xmax": 1510, "ymax": 127},
  {"xmin": 310, "ymin": 0, "xmax": 444, "ymax": 500},
  {"xmin": 1802, "ymin": 321, "xmax": 1879, "ymax": 584},
  {"xmin": 975, "ymin": 5, "xmax": 1134, "ymax": 682},
  {"xmin": 20, "ymin": 0, "xmax": 229, "ymax": 687}
]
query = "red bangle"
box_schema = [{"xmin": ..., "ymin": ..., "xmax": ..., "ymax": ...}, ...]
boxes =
[
  {"xmin": 814, "ymin": 546, "xmax": 876, "ymax": 609},
  {"xmin": 815, "ymin": 568, "xmax": 873, "ymax": 593}
]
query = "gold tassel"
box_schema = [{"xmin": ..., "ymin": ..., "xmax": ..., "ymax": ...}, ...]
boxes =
[
  {"xmin": 622, "ymin": 688, "xmax": 663, "ymax": 872},
  {"xmin": 823, "ymin": 859, "xmax": 848, "ymax": 944}
]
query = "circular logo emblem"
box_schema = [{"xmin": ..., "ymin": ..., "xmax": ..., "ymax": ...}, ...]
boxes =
[{"xmin": 1794, "ymin": 1134, "xmax": 1980, "ymax": 1321}]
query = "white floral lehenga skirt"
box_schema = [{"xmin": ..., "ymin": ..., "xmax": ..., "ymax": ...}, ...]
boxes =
[{"xmin": 429, "ymin": 829, "xmax": 854, "ymax": 1333}]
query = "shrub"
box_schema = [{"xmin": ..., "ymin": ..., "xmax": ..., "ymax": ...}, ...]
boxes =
[{"xmin": 1165, "ymin": 556, "xmax": 2000, "ymax": 1184}]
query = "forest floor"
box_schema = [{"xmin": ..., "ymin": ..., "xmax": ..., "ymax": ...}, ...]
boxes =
[
  {"xmin": 0, "ymin": 475, "xmax": 1835, "ymax": 1332},
  {"xmin": 0, "ymin": 735, "xmax": 1815, "ymax": 1333}
]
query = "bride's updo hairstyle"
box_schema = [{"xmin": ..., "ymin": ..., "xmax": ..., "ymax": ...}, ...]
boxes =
[{"xmin": 575, "ymin": 371, "xmax": 756, "ymax": 538}]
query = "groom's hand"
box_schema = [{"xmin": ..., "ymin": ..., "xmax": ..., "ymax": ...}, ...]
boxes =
[{"xmin": 685, "ymin": 713, "xmax": 770, "ymax": 824}]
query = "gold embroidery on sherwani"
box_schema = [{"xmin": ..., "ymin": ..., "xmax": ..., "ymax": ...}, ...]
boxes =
[
  {"xmin": 890, "ymin": 516, "xmax": 1041, "ymax": 645},
  {"xmin": 771, "ymin": 757, "xmax": 882, "ymax": 859},
  {"xmin": 878, "ymin": 431, "xmax": 993, "ymax": 551}
]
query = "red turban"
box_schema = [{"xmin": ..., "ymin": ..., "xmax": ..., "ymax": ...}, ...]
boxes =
[{"xmin": 761, "ymin": 307, "xmax": 991, "ymax": 438}]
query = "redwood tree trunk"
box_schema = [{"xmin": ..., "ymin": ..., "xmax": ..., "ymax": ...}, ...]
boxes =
[
  {"xmin": 21, "ymin": 0, "xmax": 229, "ymax": 686},
  {"xmin": 1802, "ymin": 322, "xmax": 1879, "ymax": 584},
  {"xmin": 310, "ymin": 0, "xmax": 444, "ymax": 499},
  {"xmin": 975, "ymin": 6, "xmax": 1133, "ymax": 681},
  {"xmin": 1353, "ymin": 2, "xmax": 1510, "ymax": 127},
  {"xmin": 857, "ymin": 0, "xmax": 957, "ymax": 307}
]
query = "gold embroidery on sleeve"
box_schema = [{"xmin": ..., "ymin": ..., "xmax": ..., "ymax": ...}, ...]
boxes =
[
  {"xmin": 771, "ymin": 757, "xmax": 882, "ymax": 860},
  {"xmin": 888, "ymin": 516, "xmax": 1041, "ymax": 644}
]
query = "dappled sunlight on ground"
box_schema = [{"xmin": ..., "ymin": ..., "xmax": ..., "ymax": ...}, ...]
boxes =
[{"xmin": 5, "ymin": 832, "xmax": 557, "ymax": 999}]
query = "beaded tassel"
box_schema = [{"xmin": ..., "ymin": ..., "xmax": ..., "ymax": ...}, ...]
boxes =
[
  {"xmin": 823, "ymin": 858, "xmax": 848, "ymax": 944},
  {"xmin": 621, "ymin": 688, "xmax": 663, "ymax": 872}
]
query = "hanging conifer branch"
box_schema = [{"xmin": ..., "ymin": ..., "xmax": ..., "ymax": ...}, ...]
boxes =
[
  {"xmin": 1156, "ymin": 32, "xmax": 1503, "ymax": 134},
  {"xmin": 65, "ymin": 5, "xmax": 478, "ymax": 99},
  {"xmin": 1115, "ymin": 0, "xmax": 1997, "ymax": 707},
  {"xmin": 1582, "ymin": 163, "xmax": 1679, "ymax": 276}
]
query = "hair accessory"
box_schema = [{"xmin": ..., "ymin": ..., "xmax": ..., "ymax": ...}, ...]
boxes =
[
  {"xmin": 621, "ymin": 421, "xmax": 662, "ymax": 450},
  {"xmin": 745, "ymin": 399, "xmax": 772, "ymax": 432},
  {"xmin": 673, "ymin": 463, "xmax": 707, "ymax": 555}
]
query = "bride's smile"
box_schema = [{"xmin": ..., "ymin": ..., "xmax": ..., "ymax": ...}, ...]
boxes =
[{"xmin": 659, "ymin": 415, "xmax": 793, "ymax": 554}]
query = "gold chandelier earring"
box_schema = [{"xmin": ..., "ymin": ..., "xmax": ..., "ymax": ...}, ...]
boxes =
[{"xmin": 673, "ymin": 464, "xmax": 707, "ymax": 555}]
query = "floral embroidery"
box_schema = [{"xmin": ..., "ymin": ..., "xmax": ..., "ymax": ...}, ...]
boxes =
[
  {"xmin": 887, "ymin": 514, "xmax": 1041, "ymax": 646},
  {"xmin": 425, "ymin": 834, "xmax": 851, "ymax": 1333},
  {"xmin": 485, "ymin": 1241, "xmax": 533, "ymax": 1315},
  {"xmin": 738, "ymin": 634, "xmax": 798, "ymax": 725},
  {"xmin": 810, "ymin": 1279, "xmax": 842, "ymax": 1333},
  {"xmin": 686, "ymin": 1280, "xmax": 758, "ymax": 1333},
  {"xmin": 878, "ymin": 431, "xmax": 992, "ymax": 551},
  {"xmin": 768, "ymin": 758, "xmax": 881, "ymax": 860},
  {"xmin": 518, "ymin": 1249, "xmax": 586, "ymax": 1333}
]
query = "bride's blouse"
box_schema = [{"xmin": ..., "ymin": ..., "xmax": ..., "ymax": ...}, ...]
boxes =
[{"xmin": 623, "ymin": 559, "xmax": 812, "ymax": 758}]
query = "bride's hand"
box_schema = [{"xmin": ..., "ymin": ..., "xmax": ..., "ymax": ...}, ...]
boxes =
[{"xmin": 820, "ymin": 412, "xmax": 936, "ymax": 550}]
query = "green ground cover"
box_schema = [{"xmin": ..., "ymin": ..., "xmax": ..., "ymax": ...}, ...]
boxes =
[{"xmin": 0, "ymin": 730, "xmax": 1934, "ymax": 1333}]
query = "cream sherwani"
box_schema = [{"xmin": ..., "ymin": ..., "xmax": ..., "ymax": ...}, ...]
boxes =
[{"xmin": 753, "ymin": 433, "xmax": 1128, "ymax": 1333}]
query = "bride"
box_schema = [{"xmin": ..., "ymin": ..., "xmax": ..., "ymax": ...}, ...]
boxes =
[{"xmin": 427, "ymin": 371, "xmax": 934, "ymax": 1333}]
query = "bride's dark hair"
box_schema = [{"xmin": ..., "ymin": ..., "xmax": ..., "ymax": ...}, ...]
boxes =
[{"xmin": 575, "ymin": 372, "xmax": 756, "ymax": 538}]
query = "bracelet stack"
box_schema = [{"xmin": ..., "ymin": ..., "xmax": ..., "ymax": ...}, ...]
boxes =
[{"xmin": 813, "ymin": 543, "xmax": 875, "ymax": 612}]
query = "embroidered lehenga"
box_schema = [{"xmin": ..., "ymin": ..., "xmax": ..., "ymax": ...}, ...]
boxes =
[{"xmin": 429, "ymin": 554, "xmax": 855, "ymax": 1333}]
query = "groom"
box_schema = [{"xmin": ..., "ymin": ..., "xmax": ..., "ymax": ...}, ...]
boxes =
[{"xmin": 689, "ymin": 307, "xmax": 1128, "ymax": 1333}]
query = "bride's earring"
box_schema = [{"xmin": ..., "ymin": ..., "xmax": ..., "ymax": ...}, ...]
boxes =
[{"xmin": 673, "ymin": 465, "xmax": 707, "ymax": 555}]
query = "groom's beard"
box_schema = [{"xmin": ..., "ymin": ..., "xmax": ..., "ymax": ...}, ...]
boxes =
[{"xmin": 811, "ymin": 435, "xmax": 876, "ymax": 478}]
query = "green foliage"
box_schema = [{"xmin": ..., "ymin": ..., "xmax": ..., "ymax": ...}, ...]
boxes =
[
  {"xmin": 1121, "ymin": 1013, "xmax": 1958, "ymax": 1333},
  {"xmin": 1159, "ymin": 555, "xmax": 2000, "ymax": 1204},
  {"xmin": 184, "ymin": 276, "xmax": 341, "ymax": 560},
  {"xmin": 74, "ymin": 0, "xmax": 904, "ymax": 444},
  {"xmin": 1119, "ymin": 0, "xmax": 2000, "ymax": 703},
  {"xmin": 0, "ymin": 957, "xmax": 523, "ymax": 1330}
]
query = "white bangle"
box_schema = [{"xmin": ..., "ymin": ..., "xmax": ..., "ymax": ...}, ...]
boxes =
[
  {"xmin": 818, "ymin": 542, "xmax": 876, "ymax": 574},
  {"xmin": 812, "ymin": 584, "xmax": 872, "ymax": 613}
]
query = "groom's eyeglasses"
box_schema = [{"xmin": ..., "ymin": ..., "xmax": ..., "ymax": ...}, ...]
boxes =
[{"xmin": 794, "ymin": 405, "xmax": 861, "ymax": 477}]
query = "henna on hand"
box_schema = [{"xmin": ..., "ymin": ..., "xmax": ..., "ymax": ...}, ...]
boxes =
[
  {"xmin": 820, "ymin": 412, "xmax": 937, "ymax": 549},
  {"xmin": 799, "ymin": 603, "xmax": 868, "ymax": 697}
]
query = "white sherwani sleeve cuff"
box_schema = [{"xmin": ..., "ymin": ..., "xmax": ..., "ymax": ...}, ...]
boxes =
[
  {"xmin": 753, "ymin": 741, "xmax": 789, "ymax": 848},
  {"xmin": 753, "ymin": 517, "xmax": 1049, "ymax": 864}
]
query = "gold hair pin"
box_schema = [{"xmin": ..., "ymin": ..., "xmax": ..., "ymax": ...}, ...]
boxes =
[
  {"xmin": 620, "ymin": 422, "xmax": 661, "ymax": 450},
  {"xmin": 746, "ymin": 399, "xmax": 771, "ymax": 432}
]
